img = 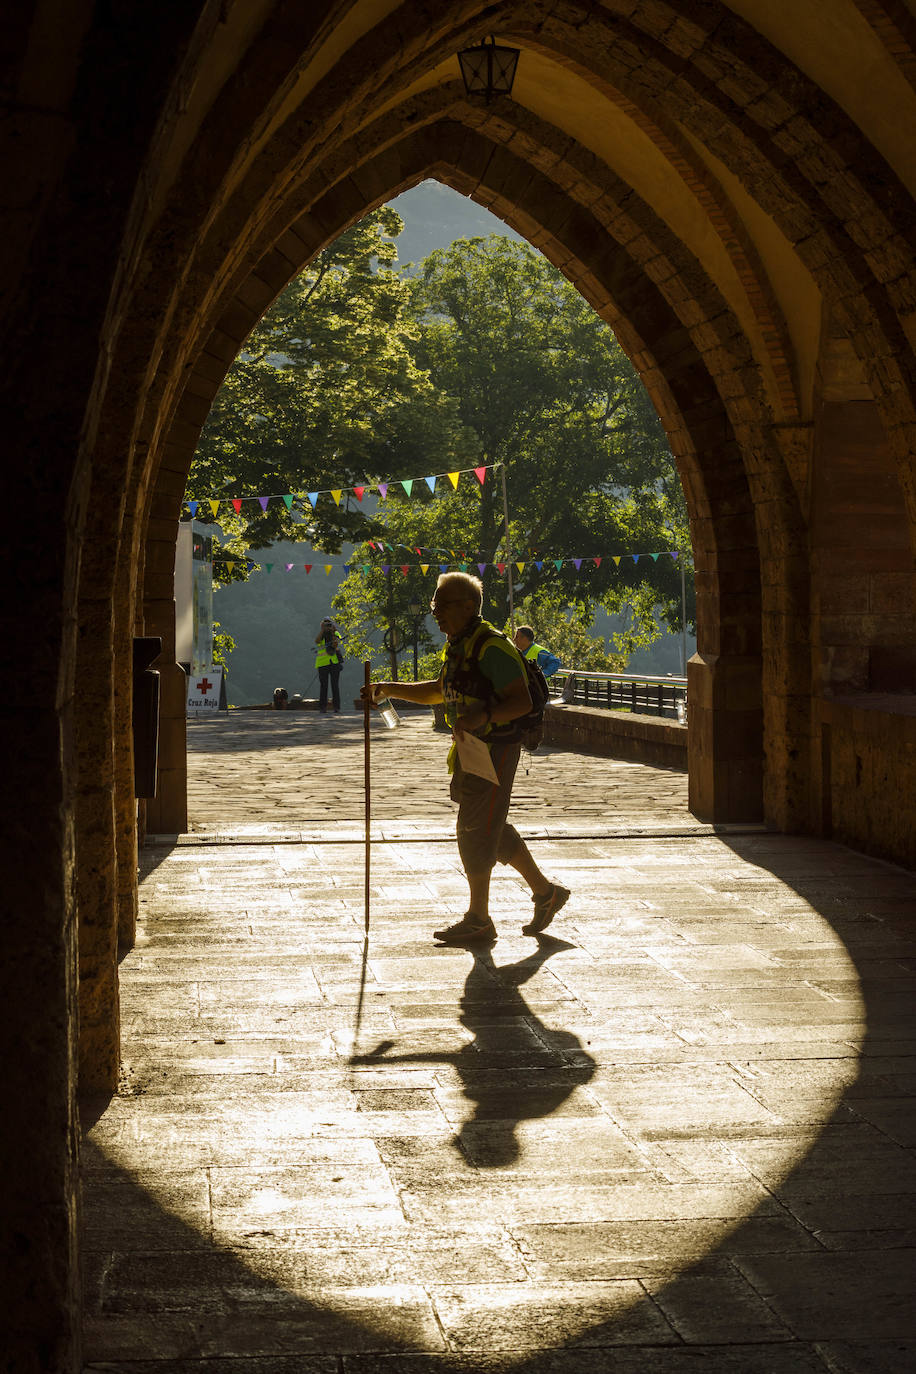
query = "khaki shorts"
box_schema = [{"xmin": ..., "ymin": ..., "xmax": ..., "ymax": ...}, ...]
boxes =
[{"xmin": 450, "ymin": 737, "xmax": 522, "ymax": 873}]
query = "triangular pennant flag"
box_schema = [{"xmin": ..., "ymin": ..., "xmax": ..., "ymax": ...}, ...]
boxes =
[
  {"xmin": 651, "ymin": 552, "xmax": 659, "ymax": 562},
  {"xmin": 516, "ymin": 562, "xmax": 525, "ymax": 574},
  {"xmin": 259, "ymin": 497, "xmax": 269, "ymax": 512},
  {"xmin": 420, "ymin": 563, "xmax": 429, "ymax": 575},
  {"xmin": 448, "ymin": 472, "xmax": 460, "ymax": 489},
  {"xmin": 534, "ymin": 560, "xmax": 543, "ymax": 571},
  {"xmin": 632, "ymin": 554, "xmax": 640, "ymax": 563},
  {"xmin": 325, "ymin": 565, "xmax": 332, "ymax": 575},
  {"xmin": 594, "ymin": 556, "xmax": 602, "ymax": 568},
  {"xmin": 187, "ymin": 500, "xmax": 198, "ymax": 517},
  {"xmin": 573, "ymin": 559, "xmax": 582, "ymax": 571},
  {"xmin": 439, "ymin": 564, "xmax": 448, "ymax": 572},
  {"xmin": 378, "ymin": 483, "xmax": 388, "ymax": 499},
  {"xmin": 246, "ymin": 559, "xmax": 256, "ymax": 570},
  {"xmin": 554, "ymin": 560, "xmax": 564, "ymax": 571},
  {"xmin": 477, "ymin": 563, "xmax": 487, "ymax": 575},
  {"xmin": 613, "ymin": 556, "xmax": 621, "ymax": 566},
  {"xmin": 265, "ymin": 563, "xmax": 273, "ymax": 573},
  {"xmin": 343, "ymin": 564, "xmax": 351, "ymax": 573},
  {"xmin": 459, "ymin": 563, "xmax": 468, "ymax": 572},
  {"xmin": 353, "ymin": 486, "xmax": 365, "ymax": 501},
  {"xmin": 331, "ymin": 490, "xmax": 342, "ymax": 506},
  {"xmin": 401, "ymin": 479, "xmax": 413, "ymax": 496},
  {"xmin": 282, "ymin": 494, "xmax": 294, "ymax": 510},
  {"xmin": 225, "ymin": 562, "xmax": 235, "ymax": 573},
  {"xmin": 670, "ymin": 550, "xmax": 679, "ymax": 560},
  {"xmin": 400, "ymin": 565, "xmax": 408, "ymax": 575},
  {"xmin": 474, "ymin": 467, "xmax": 486, "ymax": 485},
  {"xmin": 208, "ymin": 500, "xmax": 220, "ymax": 517},
  {"xmin": 497, "ymin": 562, "xmax": 506, "ymax": 575},
  {"xmin": 304, "ymin": 564, "xmax": 312, "ymax": 573},
  {"xmin": 425, "ymin": 475, "xmax": 436, "ymax": 494},
  {"xmin": 285, "ymin": 563, "xmax": 293, "ymax": 572},
  {"xmin": 232, "ymin": 499, "xmax": 243, "ymax": 513},
  {"xmin": 382, "ymin": 564, "xmax": 390, "ymax": 574},
  {"xmin": 308, "ymin": 492, "xmax": 318, "ymax": 508}
]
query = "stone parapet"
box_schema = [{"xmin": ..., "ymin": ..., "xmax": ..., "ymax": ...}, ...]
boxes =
[{"xmin": 542, "ymin": 703, "xmax": 687, "ymax": 771}]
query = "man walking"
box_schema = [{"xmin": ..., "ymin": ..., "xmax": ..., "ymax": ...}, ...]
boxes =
[{"xmin": 362, "ymin": 572, "xmax": 570, "ymax": 944}]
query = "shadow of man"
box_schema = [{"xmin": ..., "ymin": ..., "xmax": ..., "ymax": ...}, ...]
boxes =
[{"xmin": 352, "ymin": 935, "xmax": 596, "ymax": 1166}]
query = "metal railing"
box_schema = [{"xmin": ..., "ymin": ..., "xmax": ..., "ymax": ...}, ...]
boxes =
[{"xmin": 550, "ymin": 668, "xmax": 687, "ymax": 722}]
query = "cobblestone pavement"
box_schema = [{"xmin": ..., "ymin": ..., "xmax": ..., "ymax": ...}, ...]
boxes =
[
  {"xmin": 81, "ymin": 712, "xmax": 916, "ymax": 1372},
  {"xmin": 182, "ymin": 709, "xmax": 692, "ymax": 836}
]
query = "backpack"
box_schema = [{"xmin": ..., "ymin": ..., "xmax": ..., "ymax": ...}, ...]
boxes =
[{"xmin": 468, "ymin": 627, "xmax": 550, "ymax": 751}]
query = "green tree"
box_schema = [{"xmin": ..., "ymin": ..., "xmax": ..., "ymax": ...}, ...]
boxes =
[
  {"xmin": 187, "ymin": 207, "xmax": 465, "ymax": 576},
  {"xmin": 333, "ymin": 234, "xmax": 690, "ymax": 658}
]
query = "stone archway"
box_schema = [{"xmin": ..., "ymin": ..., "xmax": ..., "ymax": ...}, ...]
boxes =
[
  {"xmin": 5, "ymin": 3, "xmax": 916, "ymax": 1366},
  {"xmin": 68, "ymin": 0, "xmax": 916, "ymax": 1106}
]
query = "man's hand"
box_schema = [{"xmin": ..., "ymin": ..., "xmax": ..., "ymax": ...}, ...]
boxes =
[
  {"xmin": 360, "ymin": 682, "xmax": 393, "ymax": 705},
  {"xmin": 453, "ymin": 705, "xmax": 489, "ymax": 740}
]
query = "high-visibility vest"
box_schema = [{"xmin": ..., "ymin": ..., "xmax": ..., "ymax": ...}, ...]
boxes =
[
  {"xmin": 524, "ymin": 641, "xmax": 561, "ymax": 677},
  {"xmin": 315, "ymin": 640, "xmax": 340, "ymax": 668}
]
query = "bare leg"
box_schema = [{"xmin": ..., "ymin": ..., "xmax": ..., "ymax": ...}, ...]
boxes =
[
  {"xmin": 504, "ymin": 836, "xmax": 551, "ymax": 896},
  {"xmin": 466, "ymin": 869, "xmax": 492, "ymax": 920}
]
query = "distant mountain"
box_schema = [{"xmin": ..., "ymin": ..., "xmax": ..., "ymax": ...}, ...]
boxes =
[{"xmin": 387, "ymin": 180, "xmax": 522, "ymax": 266}]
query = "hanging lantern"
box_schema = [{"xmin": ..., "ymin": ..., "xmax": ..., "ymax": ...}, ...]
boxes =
[{"xmin": 457, "ymin": 36, "xmax": 520, "ymax": 102}]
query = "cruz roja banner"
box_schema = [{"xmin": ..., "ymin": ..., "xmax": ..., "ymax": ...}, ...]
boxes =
[{"xmin": 187, "ymin": 666, "xmax": 223, "ymax": 716}]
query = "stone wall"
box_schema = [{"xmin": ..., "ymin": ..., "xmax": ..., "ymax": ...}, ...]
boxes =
[
  {"xmin": 542, "ymin": 704, "xmax": 688, "ymax": 772},
  {"xmin": 817, "ymin": 696, "xmax": 916, "ymax": 870}
]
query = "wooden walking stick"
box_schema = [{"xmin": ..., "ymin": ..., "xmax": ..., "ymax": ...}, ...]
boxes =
[
  {"xmin": 363, "ymin": 659, "xmax": 371, "ymax": 936},
  {"xmin": 354, "ymin": 660, "xmax": 372, "ymax": 1049}
]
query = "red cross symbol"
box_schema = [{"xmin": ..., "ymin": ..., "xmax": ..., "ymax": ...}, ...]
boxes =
[{"xmin": 196, "ymin": 677, "xmax": 213, "ymax": 694}]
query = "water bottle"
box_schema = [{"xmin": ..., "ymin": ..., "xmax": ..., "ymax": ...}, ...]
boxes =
[
  {"xmin": 372, "ymin": 688, "xmax": 401, "ymax": 729},
  {"xmin": 379, "ymin": 700, "xmax": 401, "ymax": 729}
]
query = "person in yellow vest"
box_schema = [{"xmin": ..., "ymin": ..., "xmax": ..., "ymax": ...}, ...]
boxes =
[
  {"xmin": 360, "ymin": 572, "xmax": 570, "ymax": 944},
  {"xmin": 513, "ymin": 625, "xmax": 561, "ymax": 677},
  {"xmin": 314, "ymin": 617, "xmax": 343, "ymax": 713}
]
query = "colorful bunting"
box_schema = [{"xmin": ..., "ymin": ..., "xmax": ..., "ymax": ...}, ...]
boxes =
[
  {"xmin": 259, "ymin": 497, "xmax": 269, "ymax": 512},
  {"xmin": 353, "ymin": 486, "xmax": 365, "ymax": 501},
  {"xmin": 378, "ymin": 483, "xmax": 388, "ymax": 499},
  {"xmin": 448, "ymin": 472, "xmax": 460, "ymax": 489},
  {"xmin": 474, "ymin": 467, "xmax": 486, "ymax": 484},
  {"xmin": 425, "ymin": 476, "xmax": 436, "ymax": 494},
  {"xmin": 330, "ymin": 489, "xmax": 342, "ymax": 506},
  {"xmin": 212, "ymin": 547, "xmax": 687, "ymax": 579}
]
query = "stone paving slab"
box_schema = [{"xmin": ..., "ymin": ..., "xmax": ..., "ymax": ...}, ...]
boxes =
[{"xmin": 81, "ymin": 714, "xmax": 916, "ymax": 1371}]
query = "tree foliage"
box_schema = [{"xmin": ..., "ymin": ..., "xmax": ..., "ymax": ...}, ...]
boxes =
[
  {"xmin": 188, "ymin": 217, "xmax": 692, "ymax": 670},
  {"xmin": 187, "ymin": 207, "xmax": 464, "ymax": 575}
]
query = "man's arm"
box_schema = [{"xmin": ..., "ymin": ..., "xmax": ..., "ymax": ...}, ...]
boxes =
[
  {"xmin": 454, "ymin": 671, "xmax": 531, "ymax": 738},
  {"xmin": 361, "ymin": 676, "xmax": 444, "ymax": 706}
]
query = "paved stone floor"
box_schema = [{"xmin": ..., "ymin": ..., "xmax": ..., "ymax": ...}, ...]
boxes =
[{"xmin": 82, "ymin": 711, "xmax": 916, "ymax": 1372}]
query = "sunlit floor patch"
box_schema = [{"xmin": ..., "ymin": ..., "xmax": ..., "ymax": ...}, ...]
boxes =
[{"xmin": 81, "ymin": 817, "xmax": 916, "ymax": 1366}]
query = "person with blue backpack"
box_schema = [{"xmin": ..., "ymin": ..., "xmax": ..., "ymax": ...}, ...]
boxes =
[
  {"xmin": 361, "ymin": 572, "xmax": 570, "ymax": 945},
  {"xmin": 513, "ymin": 625, "xmax": 561, "ymax": 678}
]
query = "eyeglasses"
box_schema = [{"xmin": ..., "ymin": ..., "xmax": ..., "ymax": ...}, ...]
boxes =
[{"xmin": 430, "ymin": 597, "xmax": 472, "ymax": 612}]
